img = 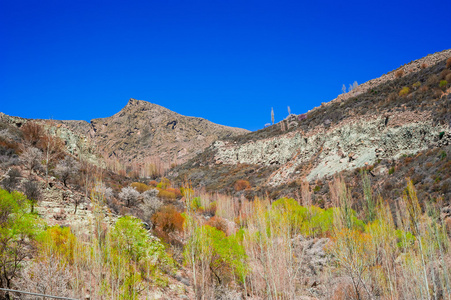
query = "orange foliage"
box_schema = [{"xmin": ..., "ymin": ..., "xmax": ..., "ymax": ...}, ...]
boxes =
[
  {"xmin": 421, "ymin": 63, "xmax": 428, "ymax": 69},
  {"xmin": 234, "ymin": 179, "xmax": 251, "ymax": 191},
  {"xmin": 151, "ymin": 205, "xmax": 184, "ymax": 233},
  {"xmin": 447, "ymin": 57, "xmax": 451, "ymax": 69},
  {"xmin": 148, "ymin": 180, "xmax": 158, "ymax": 187},
  {"xmin": 395, "ymin": 69, "xmax": 404, "ymax": 78},
  {"xmin": 21, "ymin": 122, "xmax": 44, "ymax": 147},
  {"xmin": 205, "ymin": 216, "xmax": 228, "ymax": 233},
  {"xmin": 165, "ymin": 187, "xmax": 182, "ymax": 198}
]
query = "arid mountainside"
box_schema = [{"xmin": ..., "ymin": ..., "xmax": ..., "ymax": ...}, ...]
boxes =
[
  {"xmin": 171, "ymin": 49, "xmax": 451, "ymax": 202},
  {"xmin": 1, "ymin": 99, "xmax": 249, "ymax": 169},
  {"xmin": 85, "ymin": 99, "xmax": 249, "ymax": 164}
]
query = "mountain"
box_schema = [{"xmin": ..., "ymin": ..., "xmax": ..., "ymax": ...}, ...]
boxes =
[
  {"xmin": 170, "ymin": 49, "xmax": 451, "ymax": 203},
  {"xmin": 62, "ymin": 99, "xmax": 249, "ymax": 165}
]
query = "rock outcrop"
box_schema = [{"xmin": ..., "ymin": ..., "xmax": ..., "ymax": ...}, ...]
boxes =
[{"xmin": 213, "ymin": 110, "xmax": 450, "ymax": 186}]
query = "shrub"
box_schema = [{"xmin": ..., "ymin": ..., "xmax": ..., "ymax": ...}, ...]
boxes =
[
  {"xmin": 1, "ymin": 168, "xmax": 21, "ymax": 192},
  {"xmin": 447, "ymin": 57, "xmax": 451, "ymax": 68},
  {"xmin": 412, "ymin": 81, "xmax": 421, "ymax": 89},
  {"xmin": 389, "ymin": 167, "xmax": 395, "ymax": 175},
  {"xmin": 205, "ymin": 216, "xmax": 228, "ymax": 233},
  {"xmin": 234, "ymin": 179, "xmax": 250, "ymax": 191},
  {"xmin": 21, "ymin": 122, "xmax": 44, "ymax": 147},
  {"xmin": 148, "ymin": 180, "xmax": 158, "ymax": 187},
  {"xmin": 158, "ymin": 189, "xmax": 177, "ymax": 200},
  {"xmin": 399, "ymin": 86, "xmax": 410, "ymax": 96},
  {"xmin": 151, "ymin": 205, "xmax": 184, "ymax": 233},
  {"xmin": 395, "ymin": 69, "xmax": 404, "ymax": 78},
  {"xmin": 157, "ymin": 177, "xmax": 171, "ymax": 189},
  {"xmin": 165, "ymin": 187, "xmax": 182, "ymax": 198},
  {"xmin": 421, "ymin": 63, "xmax": 428, "ymax": 69},
  {"xmin": 130, "ymin": 182, "xmax": 150, "ymax": 193},
  {"xmin": 439, "ymin": 80, "xmax": 448, "ymax": 88}
]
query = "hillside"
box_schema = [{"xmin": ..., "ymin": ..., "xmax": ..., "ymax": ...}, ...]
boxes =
[{"xmin": 170, "ymin": 49, "xmax": 451, "ymax": 203}]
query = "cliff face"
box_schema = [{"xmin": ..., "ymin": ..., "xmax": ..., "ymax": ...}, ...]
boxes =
[
  {"xmin": 213, "ymin": 110, "xmax": 450, "ymax": 186},
  {"xmin": 87, "ymin": 99, "xmax": 249, "ymax": 164}
]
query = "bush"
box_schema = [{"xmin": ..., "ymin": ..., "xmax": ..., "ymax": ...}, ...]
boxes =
[
  {"xmin": 130, "ymin": 182, "xmax": 150, "ymax": 193},
  {"xmin": 234, "ymin": 179, "xmax": 250, "ymax": 191},
  {"xmin": 21, "ymin": 122, "xmax": 44, "ymax": 147},
  {"xmin": 399, "ymin": 86, "xmax": 410, "ymax": 96},
  {"xmin": 158, "ymin": 189, "xmax": 177, "ymax": 200},
  {"xmin": 151, "ymin": 205, "xmax": 184, "ymax": 233},
  {"xmin": 1, "ymin": 168, "xmax": 21, "ymax": 192},
  {"xmin": 439, "ymin": 80, "xmax": 448, "ymax": 88},
  {"xmin": 205, "ymin": 216, "xmax": 228, "ymax": 233},
  {"xmin": 148, "ymin": 180, "xmax": 158, "ymax": 187},
  {"xmin": 157, "ymin": 177, "xmax": 171, "ymax": 189},
  {"xmin": 395, "ymin": 69, "xmax": 404, "ymax": 78},
  {"xmin": 447, "ymin": 57, "xmax": 451, "ymax": 68},
  {"xmin": 421, "ymin": 63, "xmax": 428, "ymax": 69},
  {"xmin": 412, "ymin": 81, "xmax": 421, "ymax": 89}
]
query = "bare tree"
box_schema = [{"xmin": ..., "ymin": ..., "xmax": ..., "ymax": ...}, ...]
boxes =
[
  {"xmin": 23, "ymin": 177, "xmax": 41, "ymax": 213},
  {"xmin": 41, "ymin": 126, "xmax": 64, "ymax": 188},
  {"xmin": 118, "ymin": 186, "xmax": 140, "ymax": 207},
  {"xmin": 139, "ymin": 189, "xmax": 162, "ymax": 223},
  {"xmin": 17, "ymin": 255, "xmax": 75, "ymax": 299},
  {"xmin": 55, "ymin": 156, "xmax": 80, "ymax": 187},
  {"xmin": 271, "ymin": 107, "xmax": 275, "ymax": 125},
  {"xmin": 20, "ymin": 147, "xmax": 42, "ymax": 175},
  {"xmin": 342, "ymin": 84, "xmax": 347, "ymax": 94}
]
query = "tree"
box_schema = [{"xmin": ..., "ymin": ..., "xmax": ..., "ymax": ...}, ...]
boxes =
[
  {"xmin": 342, "ymin": 84, "xmax": 347, "ymax": 94},
  {"xmin": 21, "ymin": 122, "xmax": 44, "ymax": 147},
  {"xmin": 20, "ymin": 146, "xmax": 42, "ymax": 175},
  {"xmin": 118, "ymin": 186, "xmax": 140, "ymax": 207},
  {"xmin": 41, "ymin": 129, "xmax": 65, "ymax": 188},
  {"xmin": 55, "ymin": 156, "xmax": 79, "ymax": 187},
  {"xmin": 0, "ymin": 189, "xmax": 41, "ymax": 292},
  {"xmin": 271, "ymin": 107, "xmax": 275, "ymax": 125},
  {"xmin": 23, "ymin": 177, "xmax": 41, "ymax": 213}
]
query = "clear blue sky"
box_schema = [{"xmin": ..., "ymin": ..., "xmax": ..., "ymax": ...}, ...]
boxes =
[{"xmin": 1, "ymin": 0, "xmax": 450, "ymax": 131}]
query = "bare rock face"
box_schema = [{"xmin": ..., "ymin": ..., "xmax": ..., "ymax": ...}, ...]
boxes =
[
  {"xmin": 213, "ymin": 111, "xmax": 449, "ymax": 186},
  {"xmin": 86, "ymin": 99, "xmax": 248, "ymax": 164}
]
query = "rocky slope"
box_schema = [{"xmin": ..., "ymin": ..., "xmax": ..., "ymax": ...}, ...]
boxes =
[
  {"xmin": 171, "ymin": 49, "xmax": 451, "ymax": 202},
  {"xmin": 1, "ymin": 99, "xmax": 249, "ymax": 169},
  {"xmin": 83, "ymin": 98, "xmax": 249, "ymax": 164}
]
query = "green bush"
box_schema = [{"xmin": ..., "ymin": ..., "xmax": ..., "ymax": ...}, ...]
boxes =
[{"xmin": 439, "ymin": 80, "xmax": 448, "ymax": 88}]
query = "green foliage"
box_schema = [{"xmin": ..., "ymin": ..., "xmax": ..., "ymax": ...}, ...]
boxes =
[
  {"xmin": 0, "ymin": 189, "xmax": 42, "ymax": 288},
  {"xmin": 389, "ymin": 167, "xmax": 395, "ymax": 175},
  {"xmin": 439, "ymin": 80, "xmax": 448, "ymax": 87},
  {"xmin": 395, "ymin": 229, "xmax": 416, "ymax": 248},
  {"xmin": 184, "ymin": 225, "xmax": 247, "ymax": 284}
]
